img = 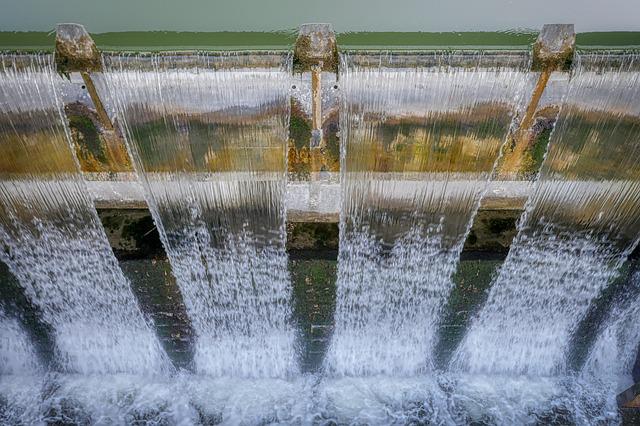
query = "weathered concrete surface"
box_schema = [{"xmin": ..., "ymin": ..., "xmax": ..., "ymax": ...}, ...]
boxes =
[
  {"xmin": 496, "ymin": 70, "xmax": 570, "ymax": 180},
  {"xmin": 464, "ymin": 209, "xmax": 520, "ymax": 251},
  {"xmin": 288, "ymin": 72, "xmax": 340, "ymax": 178},
  {"xmin": 56, "ymin": 25, "xmax": 131, "ymax": 174},
  {"xmin": 496, "ymin": 25, "xmax": 574, "ymax": 179},
  {"xmin": 286, "ymin": 174, "xmax": 341, "ymax": 222},
  {"xmin": 55, "ymin": 23, "xmax": 102, "ymax": 74},
  {"xmin": 293, "ymin": 23, "xmax": 338, "ymax": 73},
  {"xmin": 290, "ymin": 23, "xmax": 340, "ymax": 176},
  {"xmin": 86, "ymin": 173, "xmax": 145, "ymax": 209},
  {"xmin": 61, "ymin": 72, "xmax": 132, "ymax": 173},
  {"xmin": 480, "ymin": 180, "xmax": 531, "ymax": 210},
  {"xmin": 532, "ymin": 24, "xmax": 576, "ymax": 71},
  {"xmin": 98, "ymin": 208, "xmax": 517, "ymax": 259}
]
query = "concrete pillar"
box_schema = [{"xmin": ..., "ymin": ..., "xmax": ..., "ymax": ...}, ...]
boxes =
[
  {"xmin": 290, "ymin": 24, "xmax": 341, "ymax": 218},
  {"xmin": 496, "ymin": 24, "xmax": 575, "ymax": 179},
  {"xmin": 54, "ymin": 24, "xmax": 134, "ymax": 173},
  {"xmin": 293, "ymin": 23, "xmax": 338, "ymax": 149},
  {"xmin": 55, "ymin": 24, "xmax": 113, "ymax": 131}
]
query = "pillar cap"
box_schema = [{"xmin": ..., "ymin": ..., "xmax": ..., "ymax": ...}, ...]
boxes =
[
  {"xmin": 532, "ymin": 24, "xmax": 575, "ymax": 71},
  {"xmin": 294, "ymin": 23, "xmax": 338, "ymax": 73},
  {"xmin": 55, "ymin": 23, "xmax": 102, "ymax": 75}
]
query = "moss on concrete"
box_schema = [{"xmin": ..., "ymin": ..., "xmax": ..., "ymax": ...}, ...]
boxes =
[
  {"xmin": 68, "ymin": 113, "xmax": 107, "ymax": 164},
  {"xmin": 289, "ymin": 109, "xmax": 312, "ymax": 150},
  {"xmin": 530, "ymin": 126, "xmax": 553, "ymax": 169},
  {"xmin": 322, "ymin": 109, "xmax": 341, "ymax": 168},
  {"xmin": 497, "ymin": 106, "xmax": 558, "ymax": 180},
  {"xmin": 290, "ymin": 259, "xmax": 337, "ymax": 372},
  {"xmin": 463, "ymin": 210, "xmax": 520, "ymax": 252},
  {"xmin": 98, "ymin": 210, "xmax": 164, "ymax": 259},
  {"xmin": 287, "ymin": 100, "xmax": 312, "ymax": 178},
  {"xmin": 64, "ymin": 101, "xmax": 133, "ymax": 172},
  {"xmin": 287, "ymin": 222, "xmax": 339, "ymax": 251},
  {"xmin": 54, "ymin": 32, "xmax": 102, "ymax": 76},
  {"xmin": 531, "ymin": 41, "xmax": 573, "ymax": 72},
  {"xmin": 486, "ymin": 217, "xmax": 516, "ymax": 234}
]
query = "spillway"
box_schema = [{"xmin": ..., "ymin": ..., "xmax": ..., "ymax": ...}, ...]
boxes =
[
  {"xmin": 0, "ymin": 26, "xmax": 639, "ymax": 423},
  {"xmin": 0, "ymin": 54, "xmax": 169, "ymax": 374},
  {"xmin": 95, "ymin": 53, "xmax": 298, "ymax": 378},
  {"xmin": 453, "ymin": 53, "xmax": 640, "ymax": 376},
  {"xmin": 324, "ymin": 52, "xmax": 533, "ymax": 376}
]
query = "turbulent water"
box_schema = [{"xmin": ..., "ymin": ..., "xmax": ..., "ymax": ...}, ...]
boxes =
[
  {"xmin": 95, "ymin": 53, "xmax": 297, "ymax": 378},
  {"xmin": 325, "ymin": 52, "xmax": 533, "ymax": 376},
  {"xmin": 584, "ymin": 267, "xmax": 640, "ymax": 390},
  {"xmin": 0, "ymin": 309, "xmax": 39, "ymax": 375},
  {"xmin": 0, "ymin": 371, "xmax": 620, "ymax": 424},
  {"xmin": 453, "ymin": 53, "xmax": 640, "ymax": 376},
  {"xmin": 0, "ymin": 309, "xmax": 43, "ymax": 425},
  {"xmin": 0, "ymin": 54, "xmax": 169, "ymax": 374}
]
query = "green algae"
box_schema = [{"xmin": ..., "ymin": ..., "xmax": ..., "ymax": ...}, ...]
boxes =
[
  {"xmin": 289, "ymin": 113, "xmax": 312, "ymax": 151},
  {"xmin": 290, "ymin": 259, "xmax": 337, "ymax": 372},
  {"xmin": 67, "ymin": 113, "xmax": 107, "ymax": 164}
]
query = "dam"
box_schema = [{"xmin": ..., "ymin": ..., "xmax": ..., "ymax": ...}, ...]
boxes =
[{"xmin": 0, "ymin": 20, "xmax": 640, "ymax": 425}]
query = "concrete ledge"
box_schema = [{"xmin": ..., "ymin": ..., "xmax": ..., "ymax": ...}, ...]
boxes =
[{"xmin": 86, "ymin": 173, "xmax": 531, "ymax": 221}]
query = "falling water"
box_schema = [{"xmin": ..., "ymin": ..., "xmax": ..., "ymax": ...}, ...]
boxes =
[
  {"xmin": 0, "ymin": 307, "xmax": 42, "ymax": 424},
  {"xmin": 0, "ymin": 49, "xmax": 636, "ymax": 424},
  {"xmin": 325, "ymin": 52, "xmax": 532, "ymax": 376},
  {"xmin": 0, "ymin": 318, "xmax": 41, "ymax": 424},
  {"xmin": 0, "ymin": 54, "xmax": 169, "ymax": 374},
  {"xmin": 0, "ymin": 308, "xmax": 39, "ymax": 375},
  {"xmin": 453, "ymin": 53, "xmax": 640, "ymax": 376},
  {"xmin": 95, "ymin": 53, "xmax": 297, "ymax": 378},
  {"xmin": 583, "ymin": 267, "xmax": 640, "ymax": 390}
]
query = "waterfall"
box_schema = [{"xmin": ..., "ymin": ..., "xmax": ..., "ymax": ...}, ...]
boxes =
[
  {"xmin": 0, "ymin": 309, "xmax": 39, "ymax": 375},
  {"xmin": 453, "ymin": 53, "xmax": 640, "ymax": 376},
  {"xmin": 1, "ymin": 47, "xmax": 638, "ymax": 424},
  {"xmin": 0, "ymin": 54, "xmax": 169, "ymax": 374},
  {"xmin": 95, "ymin": 53, "xmax": 297, "ymax": 378},
  {"xmin": 0, "ymin": 309, "xmax": 43, "ymax": 425},
  {"xmin": 583, "ymin": 267, "xmax": 640, "ymax": 390},
  {"xmin": 324, "ymin": 52, "xmax": 533, "ymax": 376}
]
